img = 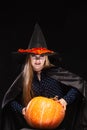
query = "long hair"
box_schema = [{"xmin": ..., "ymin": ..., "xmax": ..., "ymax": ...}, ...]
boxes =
[{"xmin": 22, "ymin": 55, "xmax": 53, "ymax": 106}]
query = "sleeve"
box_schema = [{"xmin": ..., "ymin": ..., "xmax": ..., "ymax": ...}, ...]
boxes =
[
  {"xmin": 10, "ymin": 100, "xmax": 24, "ymax": 114},
  {"xmin": 63, "ymin": 87, "xmax": 80, "ymax": 104}
]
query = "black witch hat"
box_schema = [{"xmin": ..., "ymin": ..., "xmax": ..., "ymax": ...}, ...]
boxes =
[
  {"xmin": 12, "ymin": 23, "xmax": 61, "ymax": 67},
  {"xmin": 17, "ymin": 23, "xmax": 56, "ymax": 55}
]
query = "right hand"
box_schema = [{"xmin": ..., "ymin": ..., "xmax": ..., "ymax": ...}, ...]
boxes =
[{"xmin": 22, "ymin": 107, "xmax": 26, "ymax": 116}]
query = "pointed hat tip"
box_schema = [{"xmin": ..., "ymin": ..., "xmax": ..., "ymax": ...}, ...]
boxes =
[
  {"xmin": 28, "ymin": 22, "xmax": 47, "ymax": 49},
  {"xmin": 34, "ymin": 22, "xmax": 41, "ymax": 31}
]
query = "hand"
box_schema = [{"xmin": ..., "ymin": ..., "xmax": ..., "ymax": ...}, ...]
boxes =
[
  {"xmin": 22, "ymin": 107, "xmax": 26, "ymax": 116},
  {"xmin": 58, "ymin": 98, "xmax": 67, "ymax": 111},
  {"xmin": 52, "ymin": 96, "xmax": 67, "ymax": 110}
]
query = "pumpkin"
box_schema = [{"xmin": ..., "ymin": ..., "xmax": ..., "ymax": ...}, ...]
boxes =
[{"xmin": 24, "ymin": 96, "xmax": 65, "ymax": 129}]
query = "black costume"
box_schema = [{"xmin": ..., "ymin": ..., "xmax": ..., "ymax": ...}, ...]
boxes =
[
  {"xmin": 1, "ymin": 66, "xmax": 87, "ymax": 130},
  {"xmin": 0, "ymin": 23, "xmax": 87, "ymax": 130}
]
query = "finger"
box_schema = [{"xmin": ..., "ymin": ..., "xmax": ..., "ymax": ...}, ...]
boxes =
[{"xmin": 22, "ymin": 108, "xmax": 26, "ymax": 115}]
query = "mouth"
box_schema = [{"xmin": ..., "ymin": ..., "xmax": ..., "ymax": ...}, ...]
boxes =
[{"xmin": 35, "ymin": 63, "xmax": 41, "ymax": 65}]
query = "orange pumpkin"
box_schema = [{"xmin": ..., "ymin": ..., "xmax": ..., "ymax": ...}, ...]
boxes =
[{"xmin": 25, "ymin": 96, "xmax": 65, "ymax": 129}]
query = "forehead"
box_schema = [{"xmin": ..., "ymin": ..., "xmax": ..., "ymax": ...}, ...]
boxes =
[{"xmin": 30, "ymin": 54, "xmax": 45, "ymax": 57}]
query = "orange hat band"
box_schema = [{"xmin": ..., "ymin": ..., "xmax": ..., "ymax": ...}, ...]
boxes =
[{"xmin": 18, "ymin": 47, "xmax": 54, "ymax": 55}]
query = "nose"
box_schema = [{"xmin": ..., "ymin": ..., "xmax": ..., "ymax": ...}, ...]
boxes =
[
  {"xmin": 35, "ymin": 58, "xmax": 40, "ymax": 63},
  {"xmin": 35, "ymin": 57, "xmax": 41, "ymax": 63},
  {"xmin": 35, "ymin": 57, "xmax": 40, "ymax": 60}
]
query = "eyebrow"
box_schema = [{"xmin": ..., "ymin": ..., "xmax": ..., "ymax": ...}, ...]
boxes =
[{"xmin": 31, "ymin": 54, "xmax": 45, "ymax": 57}]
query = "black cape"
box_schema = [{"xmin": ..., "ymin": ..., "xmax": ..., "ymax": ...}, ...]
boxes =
[{"xmin": 0, "ymin": 67, "xmax": 87, "ymax": 130}]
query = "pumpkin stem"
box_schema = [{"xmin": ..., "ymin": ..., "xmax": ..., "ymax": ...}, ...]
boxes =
[{"xmin": 51, "ymin": 95, "xmax": 58, "ymax": 101}]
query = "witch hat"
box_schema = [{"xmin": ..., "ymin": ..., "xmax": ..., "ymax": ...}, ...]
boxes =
[
  {"xmin": 28, "ymin": 23, "xmax": 47, "ymax": 49},
  {"xmin": 12, "ymin": 23, "xmax": 61, "ymax": 66},
  {"xmin": 18, "ymin": 23, "xmax": 56, "ymax": 55}
]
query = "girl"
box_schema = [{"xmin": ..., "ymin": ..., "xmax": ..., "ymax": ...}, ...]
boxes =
[{"xmin": 1, "ymin": 23, "xmax": 87, "ymax": 130}]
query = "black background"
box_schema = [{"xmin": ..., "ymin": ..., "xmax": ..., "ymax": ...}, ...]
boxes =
[{"xmin": 0, "ymin": 1, "xmax": 87, "ymax": 107}]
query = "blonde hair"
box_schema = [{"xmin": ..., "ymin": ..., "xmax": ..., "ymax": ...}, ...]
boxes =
[{"xmin": 22, "ymin": 55, "xmax": 53, "ymax": 106}]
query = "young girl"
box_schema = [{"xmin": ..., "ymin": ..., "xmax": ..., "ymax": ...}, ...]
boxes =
[{"xmin": 1, "ymin": 23, "xmax": 87, "ymax": 130}]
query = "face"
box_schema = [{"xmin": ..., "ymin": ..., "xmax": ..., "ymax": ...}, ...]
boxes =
[{"xmin": 30, "ymin": 54, "xmax": 46, "ymax": 72}]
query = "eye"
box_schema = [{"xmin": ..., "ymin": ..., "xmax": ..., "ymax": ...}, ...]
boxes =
[
  {"xmin": 40, "ymin": 54, "xmax": 45, "ymax": 57},
  {"xmin": 31, "ymin": 54, "xmax": 36, "ymax": 57}
]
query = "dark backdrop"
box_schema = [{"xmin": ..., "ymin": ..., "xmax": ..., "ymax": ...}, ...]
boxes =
[{"xmin": 0, "ymin": 1, "xmax": 87, "ymax": 109}]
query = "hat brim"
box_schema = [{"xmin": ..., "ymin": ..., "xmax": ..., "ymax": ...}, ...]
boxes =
[
  {"xmin": 12, "ymin": 47, "xmax": 59, "ymax": 58},
  {"xmin": 17, "ymin": 47, "xmax": 55, "ymax": 55}
]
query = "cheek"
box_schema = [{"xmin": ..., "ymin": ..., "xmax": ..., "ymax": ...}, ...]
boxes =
[
  {"xmin": 43, "ymin": 61, "xmax": 46, "ymax": 66},
  {"xmin": 30, "ymin": 60, "xmax": 35, "ymax": 66},
  {"xmin": 41, "ymin": 59, "xmax": 46, "ymax": 65}
]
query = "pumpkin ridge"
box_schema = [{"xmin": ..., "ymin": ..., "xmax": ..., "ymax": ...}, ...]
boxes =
[
  {"xmin": 26, "ymin": 98, "xmax": 38, "ymax": 127},
  {"xmin": 39, "ymin": 102, "xmax": 46, "ymax": 127}
]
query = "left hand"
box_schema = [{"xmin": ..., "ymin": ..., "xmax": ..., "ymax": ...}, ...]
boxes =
[
  {"xmin": 52, "ymin": 96, "xmax": 67, "ymax": 111},
  {"xmin": 58, "ymin": 98, "xmax": 67, "ymax": 111}
]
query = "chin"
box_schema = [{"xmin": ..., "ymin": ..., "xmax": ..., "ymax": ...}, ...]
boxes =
[{"xmin": 34, "ymin": 67, "xmax": 43, "ymax": 72}]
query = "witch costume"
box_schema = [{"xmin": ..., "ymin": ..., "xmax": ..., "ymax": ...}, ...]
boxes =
[{"xmin": 0, "ymin": 23, "xmax": 87, "ymax": 130}]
